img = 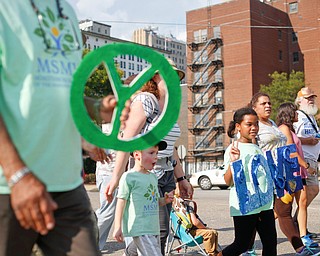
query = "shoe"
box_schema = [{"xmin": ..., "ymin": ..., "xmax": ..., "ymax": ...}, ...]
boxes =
[
  {"xmin": 302, "ymin": 235, "xmax": 319, "ymax": 248},
  {"xmin": 295, "ymin": 246, "xmax": 320, "ymax": 255},
  {"xmin": 242, "ymin": 249, "xmax": 257, "ymax": 256},
  {"xmin": 307, "ymin": 229, "xmax": 318, "ymax": 239}
]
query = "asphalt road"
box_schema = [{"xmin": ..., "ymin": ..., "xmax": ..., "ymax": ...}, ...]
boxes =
[{"xmin": 86, "ymin": 185, "xmax": 320, "ymax": 256}]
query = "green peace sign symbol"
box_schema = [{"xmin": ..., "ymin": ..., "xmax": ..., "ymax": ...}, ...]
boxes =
[{"xmin": 70, "ymin": 43, "xmax": 181, "ymax": 152}]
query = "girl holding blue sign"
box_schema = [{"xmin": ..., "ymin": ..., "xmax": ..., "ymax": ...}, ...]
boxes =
[
  {"xmin": 218, "ymin": 108, "xmax": 277, "ymax": 256},
  {"xmin": 277, "ymin": 103, "xmax": 319, "ymax": 249}
]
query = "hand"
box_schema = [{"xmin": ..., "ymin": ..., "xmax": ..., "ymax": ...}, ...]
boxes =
[
  {"xmin": 105, "ymin": 179, "xmax": 118, "ymax": 203},
  {"xmin": 10, "ymin": 173, "xmax": 58, "ymax": 235},
  {"xmin": 308, "ymin": 137, "xmax": 319, "ymax": 146},
  {"xmin": 100, "ymin": 95, "xmax": 131, "ymax": 130},
  {"xmin": 113, "ymin": 227, "xmax": 124, "ymax": 242},
  {"xmin": 178, "ymin": 179, "xmax": 193, "ymax": 200},
  {"xmin": 308, "ymin": 166, "xmax": 317, "ymax": 176},
  {"xmin": 81, "ymin": 139, "xmax": 108, "ymax": 162},
  {"xmin": 164, "ymin": 190, "xmax": 174, "ymax": 204},
  {"xmin": 230, "ymin": 140, "xmax": 240, "ymax": 162}
]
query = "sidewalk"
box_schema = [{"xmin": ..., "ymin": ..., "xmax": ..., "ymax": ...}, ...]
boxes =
[{"xmin": 84, "ymin": 183, "xmax": 98, "ymax": 192}]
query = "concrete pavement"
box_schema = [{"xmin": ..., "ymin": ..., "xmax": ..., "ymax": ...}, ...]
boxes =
[{"xmin": 86, "ymin": 184, "xmax": 320, "ymax": 256}]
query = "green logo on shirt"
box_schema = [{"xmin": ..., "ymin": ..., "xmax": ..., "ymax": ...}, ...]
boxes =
[
  {"xmin": 144, "ymin": 184, "xmax": 159, "ymax": 204},
  {"xmin": 33, "ymin": 7, "xmax": 79, "ymax": 55}
]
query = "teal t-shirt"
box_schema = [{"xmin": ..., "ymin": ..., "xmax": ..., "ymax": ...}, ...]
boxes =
[
  {"xmin": 117, "ymin": 169, "xmax": 160, "ymax": 237},
  {"xmin": 0, "ymin": 1, "xmax": 83, "ymax": 193},
  {"xmin": 223, "ymin": 142, "xmax": 274, "ymax": 217}
]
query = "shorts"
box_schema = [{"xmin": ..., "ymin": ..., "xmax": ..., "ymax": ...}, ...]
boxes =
[{"xmin": 305, "ymin": 158, "xmax": 319, "ymax": 186}]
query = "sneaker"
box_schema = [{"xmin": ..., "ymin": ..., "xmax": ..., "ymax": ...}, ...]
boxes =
[
  {"xmin": 295, "ymin": 246, "xmax": 320, "ymax": 256},
  {"xmin": 307, "ymin": 230, "xmax": 318, "ymax": 239},
  {"xmin": 302, "ymin": 235, "xmax": 319, "ymax": 248},
  {"xmin": 242, "ymin": 249, "xmax": 257, "ymax": 256}
]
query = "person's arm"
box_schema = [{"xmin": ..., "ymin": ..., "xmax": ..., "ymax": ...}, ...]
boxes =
[
  {"xmin": 224, "ymin": 141, "xmax": 240, "ymax": 186},
  {"xmin": 113, "ymin": 198, "xmax": 126, "ymax": 242},
  {"xmin": 159, "ymin": 190, "xmax": 174, "ymax": 206},
  {"xmin": 279, "ymin": 125, "xmax": 316, "ymax": 175},
  {"xmin": 190, "ymin": 212, "xmax": 207, "ymax": 229},
  {"xmin": 84, "ymin": 95, "xmax": 130, "ymax": 129},
  {"xmin": 224, "ymin": 165, "xmax": 234, "ymax": 187},
  {"xmin": 81, "ymin": 138, "xmax": 108, "ymax": 162},
  {"xmin": 172, "ymin": 148, "xmax": 194, "ymax": 199},
  {"xmin": 278, "ymin": 125, "xmax": 294, "ymax": 145},
  {"xmin": 298, "ymin": 136, "xmax": 319, "ymax": 146},
  {"xmin": 0, "ymin": 115, "xmax": 57, "ymax": 235},
  {"xmin": 105, "ymin": 101, "xmax": 147, "ymax": 203}
]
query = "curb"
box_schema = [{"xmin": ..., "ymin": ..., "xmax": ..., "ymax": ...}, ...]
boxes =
[{"xmin": 84, "ymin": 183, "xmax": 98, "ymax": 192}]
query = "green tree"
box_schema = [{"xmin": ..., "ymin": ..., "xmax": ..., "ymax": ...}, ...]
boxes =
[
  {"xmin": 260, "ymin": 70, "xmax": 305, "ymax": 120},
  {"xmin": 82, "ymin": 48, "xmax": 124, "ymax": 98}
]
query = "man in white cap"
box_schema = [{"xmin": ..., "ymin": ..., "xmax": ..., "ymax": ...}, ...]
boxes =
[{"xmin": 294, "ymin": 86, "xmax": 320, "ymax": 239}]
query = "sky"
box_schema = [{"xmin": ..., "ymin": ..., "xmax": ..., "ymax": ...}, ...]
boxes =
[{"xmin": 67, "ymin": 0, "xmax": 228, "ymax": 42}]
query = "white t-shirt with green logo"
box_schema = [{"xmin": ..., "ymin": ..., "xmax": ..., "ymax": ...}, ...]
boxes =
[
  {"xmin": 0, "ymin": 0, "xmax": 83, "ymax": 193},
  {"xmin": 117, "ymin": 169, "xmax": 161, "ymax": 237}
]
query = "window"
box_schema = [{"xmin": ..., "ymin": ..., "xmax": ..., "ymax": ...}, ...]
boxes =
[
  {"xmin": 292, "ymin": 32, "xmax": 298, "ymax": 43},
  {"xmin": 98, "ymin": 28, "xmax": 100, "ymax": 33},
  {"xmin": 289, "ymin": 2, "xmax": 298, "ymax": 13},
  {"xmin": 278, "ymin": 30, "xmax": 282, "ymax": 40},
  {"xmin": 193, "ymin": 29, "xmax": 207, "ymax": 43},
  {"xmin": 216, "ymin": 135, "xmax": 223, "ymax": 147},
  {"xmin": 279, "ymin": 50, "xmax": 283, "ymax": 61},
  {"xmin": 95, "ymin": 38, "xmax": 98, "ymax": 42},
  {"xmin": 293, "ymin": 52, "xmax": 299, "ymax": 62},
  {"xmin": 215, "ymin": 91, "xmax": 223, "ymax": 104},
  {"xmin": 216, "ymin": 113, "xmax": 223, "ymax": 125}
]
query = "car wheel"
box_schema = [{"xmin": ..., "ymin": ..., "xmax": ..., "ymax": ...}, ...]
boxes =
[
  {"xmin": 199, "ymin": 176, "xmax": 212, "ymax": 190},
  {"xmin": 218, "ymin": 186, "xmax": 229, "ymax": 190}
]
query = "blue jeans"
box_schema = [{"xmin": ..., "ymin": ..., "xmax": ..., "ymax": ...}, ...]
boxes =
[{"xmin": 95, "ymin": 173, "xmax": 118, "ymax": 250}]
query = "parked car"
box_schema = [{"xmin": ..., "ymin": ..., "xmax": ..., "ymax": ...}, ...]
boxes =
[{"xmin": 189, "ymin": 166, "xmax": 229, "ymax": 190}]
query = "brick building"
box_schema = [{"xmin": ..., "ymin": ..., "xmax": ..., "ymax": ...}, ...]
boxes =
[{"xmin": 186, "ymin": 0, "xmax": 319, "ymax": 172}]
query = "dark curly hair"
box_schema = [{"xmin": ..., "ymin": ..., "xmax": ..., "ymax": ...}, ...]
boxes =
[{"xmin": 276, "ymin": 102, "xmax": 297, "ymax": 132}]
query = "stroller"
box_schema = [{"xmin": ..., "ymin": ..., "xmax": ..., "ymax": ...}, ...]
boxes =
[{"xmin": 165, "ymin": 196, "xmax": 220, "ymax": 255}]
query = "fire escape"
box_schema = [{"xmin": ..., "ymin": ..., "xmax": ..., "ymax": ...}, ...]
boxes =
[{"xmin": 187, "ymin": 32, "xmax": 224, "ymax": 159}]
